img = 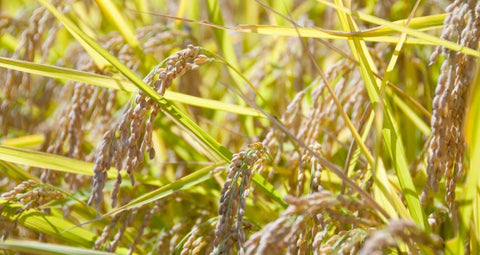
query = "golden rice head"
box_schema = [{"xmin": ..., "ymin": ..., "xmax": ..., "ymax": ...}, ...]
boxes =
[{"xmin": 423, "ymin": 1, "xmax": 480, "ymax": 218}]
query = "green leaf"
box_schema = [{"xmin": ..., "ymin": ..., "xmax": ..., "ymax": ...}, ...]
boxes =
[
  {"xmin": 0, "ymin": 240, "xmax": 114, "ymax": 255},
  {"xmin": 233, "ymin": 12, "xmax": 446, "ymax": 45},
  {"xmin": 331, "ymin": 0, "xmax": 428, "ymax": 231},
  {"xmin": 317, "ymin": 0, "xmax": 480, "ymax": 58},
  {"xmin": 0, "ymin": 160, "xmax": 40, "ymax": 182},
  {"xmin": 0, "ymin": 145, "xmax": 94, "ymax": 176},
  {"xmin": 0, "ymin": 200, "xmax": 96, "ymax": 247},
  {"xmin": 0, "ymin": 134, "xmax": 45, "ymax": 148},
  {"xmin": 94, "ymin": 0, "xmax": 140, "ymax": 49},
  {"xmin": 103, "ymin": 164, "xmax": 218, "ymax": 216},
  {"xmin": 0, "ymin": 56, "xmax": 135, "ymax": 91},
  {"xmin": 103, "ymin": 163, "xmax": 288, "ymax": 218},
  {"xmin": 94, "ymin": 0, "xmax": 156, "ymax": 69},
  {"xmin": 0, "ymin": 57, "xmax": 262, "ymax": 117},
  {"xmin": 0, "ymin": 145, "xmax": 155, "ymax": 184}
]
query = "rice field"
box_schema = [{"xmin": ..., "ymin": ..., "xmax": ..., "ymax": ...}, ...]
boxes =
[{"xmin": 1, "ymin": 0, "xmax": 480, "ymax": 254}]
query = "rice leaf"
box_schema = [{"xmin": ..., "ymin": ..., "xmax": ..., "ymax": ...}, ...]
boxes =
[
  {"xmin": 317, "ymin": 0, "xmax": 480, "ymax": 58},
  {"xmin": 0, "ymin": 57, "xmax": 262, "ymax": 117},
  {"xmin": 0, "ymin": 145, "xmax": 95, "ymax": 176},
  {"xmin": 0, "ymin": 240, "xmax": 116, "ymax": 254},
  {"xmin": 0, "ymin": 200, "xmax": 96, "ymax": 247},
  {"xmin": 104, "ymin": 163, "xmax": 288, "ymax": 217},
  {"xmin": 332, "ymin": 0, "xmax": 428, "ymax": 231}
]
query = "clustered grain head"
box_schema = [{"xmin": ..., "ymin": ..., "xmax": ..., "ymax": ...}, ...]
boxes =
[
  {"xmin": 88, "ymin": 45, "xmax": 211, "ymax": 210},
  {"xmin": 94, "ymin": 210, "xmax": 122, "ymax": 250},
  {"xmin": 40, "ymin": 24, "xmax": 189, "ymax": 191},
  {"xmin": 0, "ymin": 180, "xmax": 63, "ymax": 213},
  {"xmin": 0, "ymin": 1, "xmax": 68, "ymax": 134},
  {"xmin": 0, "ymin": 180, "xmax": 38, "ymax": 201},
  {"xmin": 211, "ymin": 143, "xmax": 266, "ymax": 255},
  {"xmin": 244, "ymin": 191, "xmax": 382, "ymax": 254},
  {"xmin": 128, "ymin": 203, "xmax": 161, "ymax": 255},
  {"xmin": 244, "ymin": 191, "xmax": 332, "ymax": 254},
  {"xmin": 260, "ymin": 90, "xmax": 305, "ymax": 180},
  {"xmin": 154, "ymin": 220, "xmax": 189, "ymax": 254},
  {"xmin": 359, "ymin": 219, "xmax": 443, "ymax": 255},
  {"xmin": 94, "ymin": 206, "xmax": 152, "ymax": 253},
  {"xmin": 316, "ymin": 229, "xmax": 368, "ymax": 254},
  {"xmin": 428, "ymin": 207, "xmax": 449, "ymax": 233},
  {"xmin": 107, "ymin": 210, "xmax": 138, "ymax": 252},
  {"xmin": 259, "ymin": 58, "xmax": 366, "ymax": 196},
  {"xmin": 423, "ymin": 0, "xmax": 480, "ymax": 220},
  {"xmin": 180, "ymin": 213, "xmax": 216, "ymax": 255}
]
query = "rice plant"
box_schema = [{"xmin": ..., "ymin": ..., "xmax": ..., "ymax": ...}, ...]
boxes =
[{"xmin": 1, "ymin": 0, "xmax": 479, "ymax": 254}]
